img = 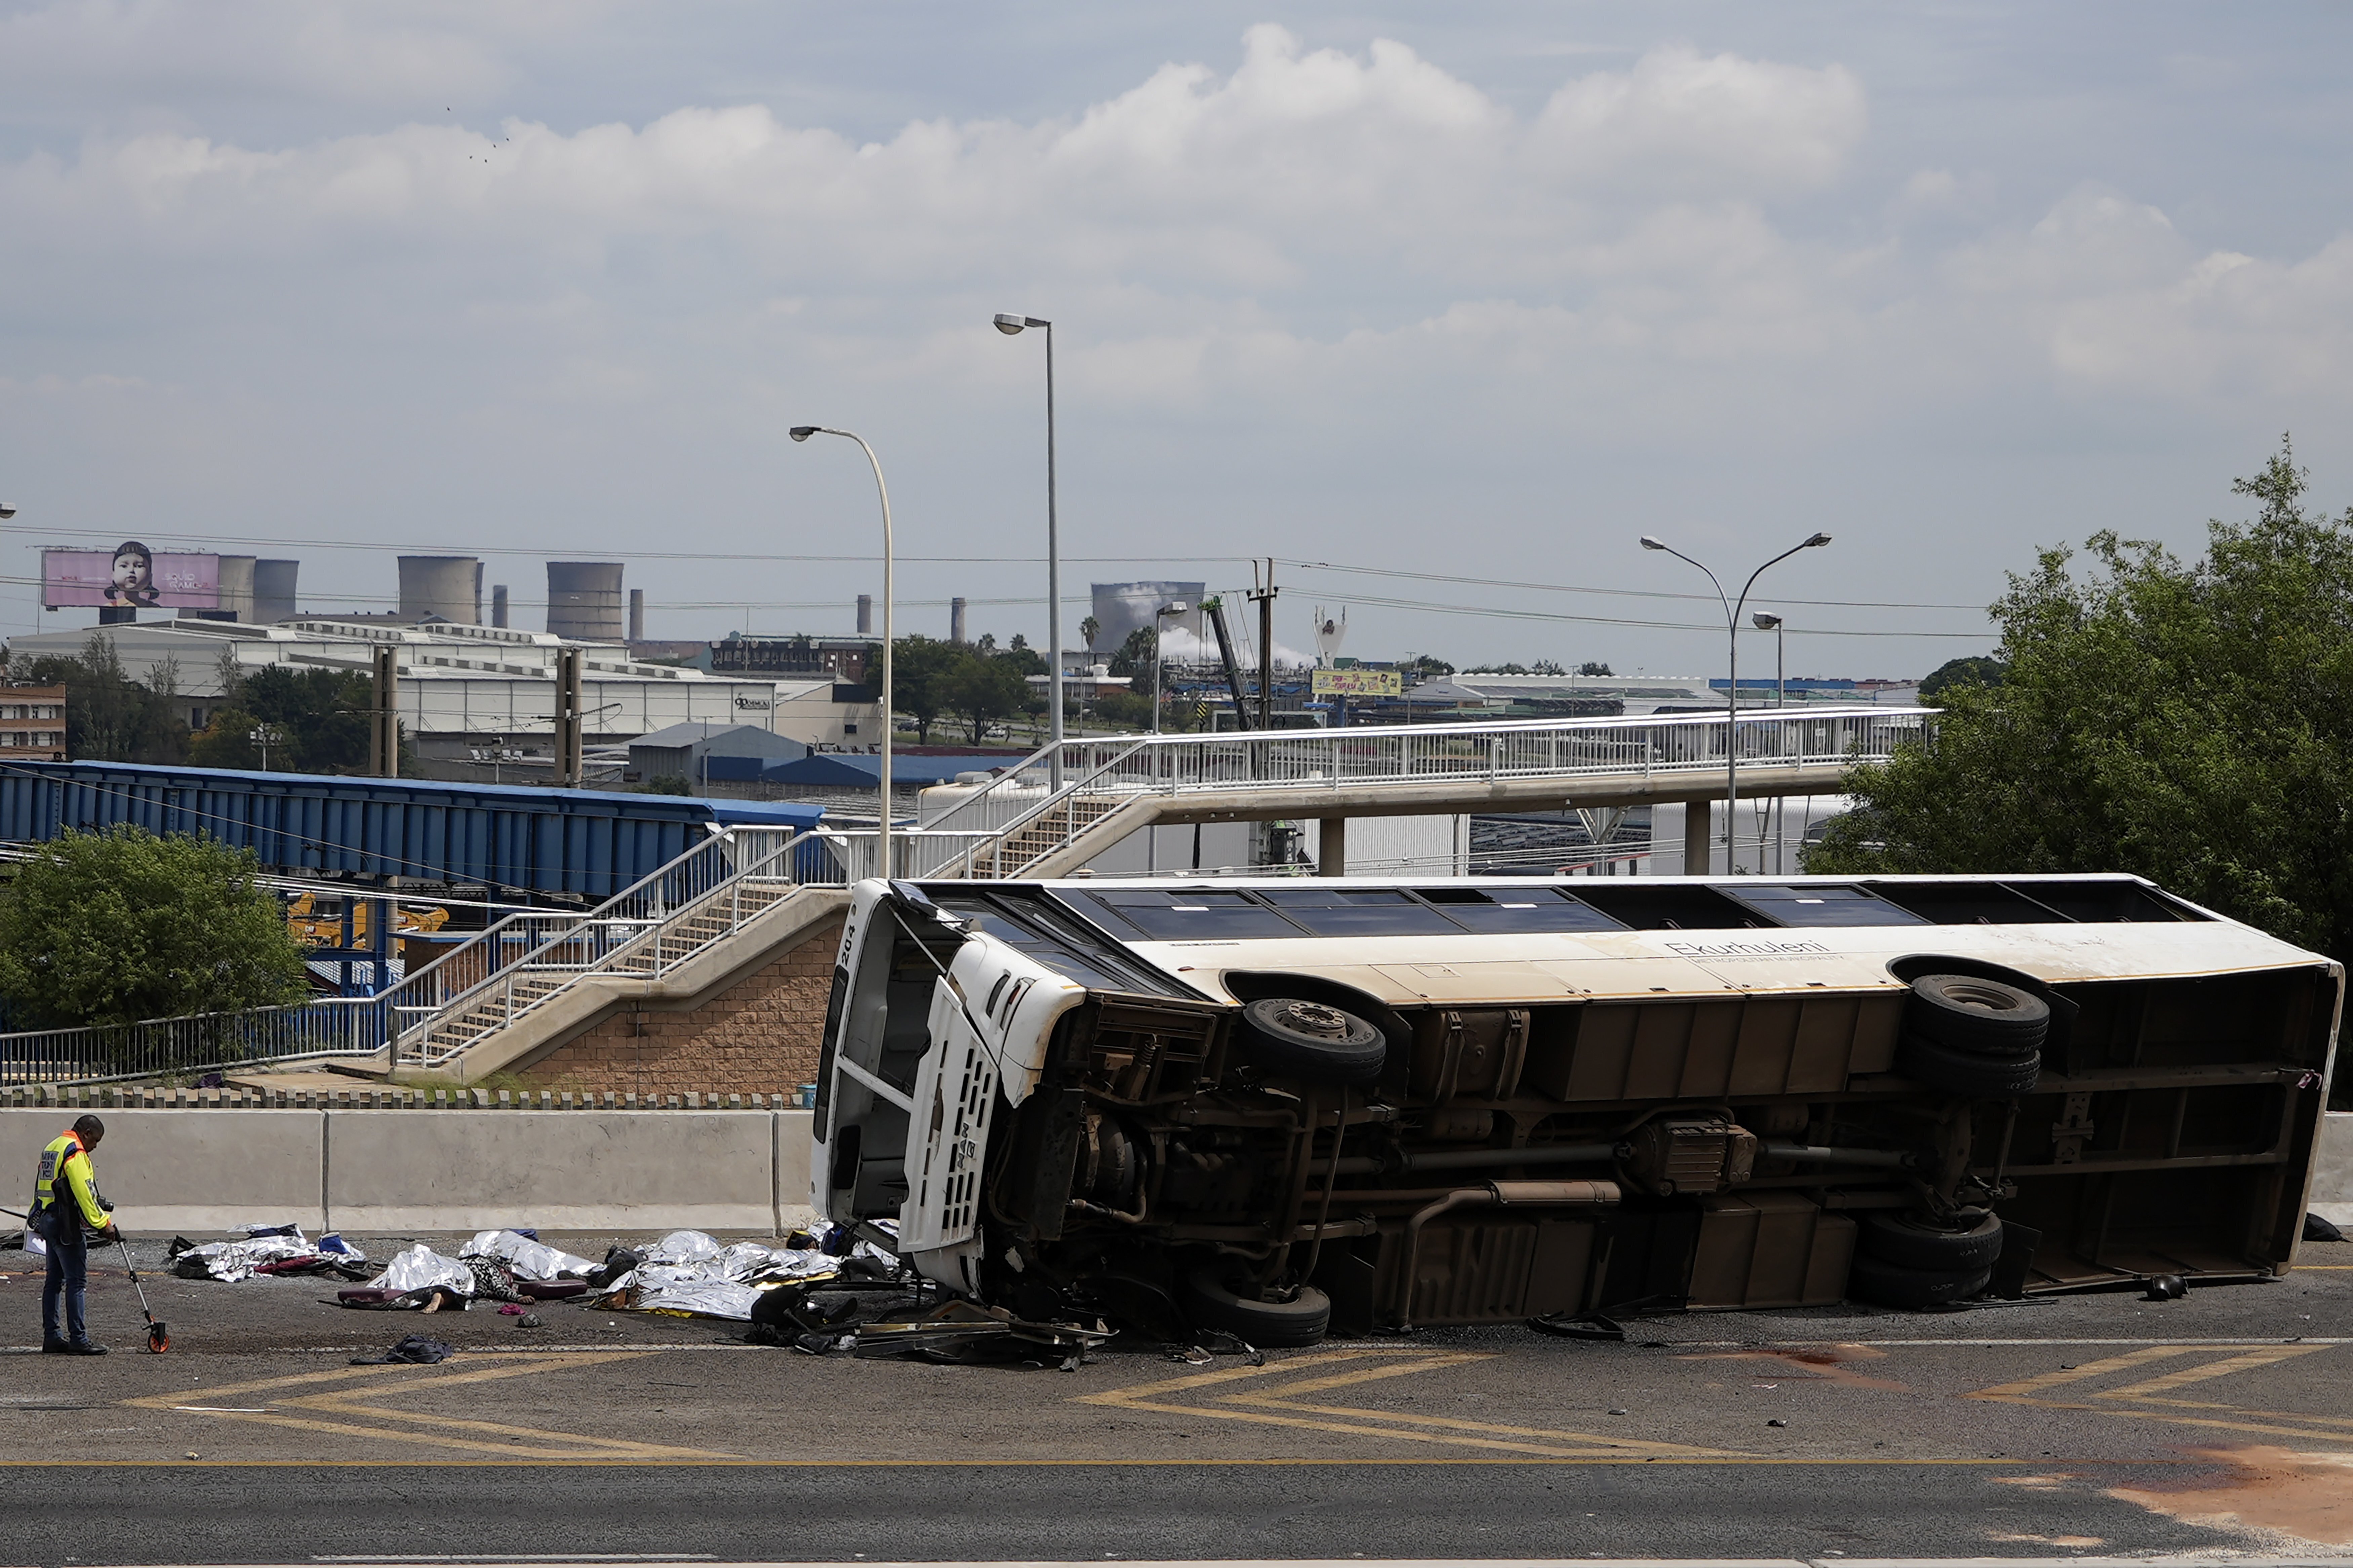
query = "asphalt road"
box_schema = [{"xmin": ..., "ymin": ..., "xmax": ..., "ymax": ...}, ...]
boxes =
[{"xmin": 4, "ymin": 1230, "xmax": 2350, "ymax": 1564}]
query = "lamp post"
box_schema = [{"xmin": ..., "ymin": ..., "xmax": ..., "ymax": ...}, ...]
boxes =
[
  {"xmin": 791, "ymin": 425, "xmax": 895, "ymax": 879},
  {"xmin": 1639, "ymin": 533, "xmax": 1831, "ymax": 874},
  {"xmin": 993, "ymin": 312, "xmax": 1064, "ymax": 790},
  {"xmin": 1151, "ymin": 600, "xmax": 1190, "ymax": 735},
  {"xmin": 1752, "ymin": 611, "xmax": 1787, "ymax": 873},
  {"xmin": 1752, "ymin": 612, "xmax": 1786, "ymax": 706}
]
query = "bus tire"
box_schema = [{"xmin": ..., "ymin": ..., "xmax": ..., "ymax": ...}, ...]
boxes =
[
  {"xmin": 1858, "ymin": 1208, "xmax": 2005, "ymax": 1273},
  {"xmin": 1239, "ymin": 998, "xmax": 1387, "ymax": 1084},
  {"xmin": 1181, "ymin": 1267, "xmax": 1331, "ymax": 1348},
  {"xmin": 1907, "ymin": 974, "xmax": 2049, "ymax": 1055},
  {"xmin": 1846, "ymin": 1252, "xmax": 1992, "ymax": 1310},
  {"xmin": 1896, "ymin": 1032, "xmax": 2041, "ymax": 1098}
]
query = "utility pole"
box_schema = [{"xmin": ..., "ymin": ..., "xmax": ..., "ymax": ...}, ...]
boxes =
[
  {"xmin": 1246, "ymin": 558, "xmax": 1278, "ymax": 730},
  {"xmin": 370, "ymin": 645, "xmax": 400, "ymax": 777},
  {"xmin": 554, "ymin": 647, "xmax": 584, "ymax": 788}
]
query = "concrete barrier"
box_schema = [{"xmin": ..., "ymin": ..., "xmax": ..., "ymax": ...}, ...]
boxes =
[
  {"xmin": 323, "ymin": 1110, "xmax": 777, "ymax": 1234},
  {"xmin": 776, "ymin": 1108, "xmax": 817, "ymax": 1233},
  {"xmin": 2313, "ymin": 1112, "xmax": 2353, "ymax": 1228},
  {"xmin": 0, "ymin": 1108, "xmax": 326, "ymax": 1234}
]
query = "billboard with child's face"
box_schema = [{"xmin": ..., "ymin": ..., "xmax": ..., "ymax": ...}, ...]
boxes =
[{"xmin": 43, "ymin": 545, "xmax": 220, "ymax": 609}]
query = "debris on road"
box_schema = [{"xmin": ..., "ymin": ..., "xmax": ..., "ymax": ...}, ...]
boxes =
[
  {"xmin": 850, "ymin": 1298, "xmax": 1115, "ymax": 1366},
  {"xmin": 584, "ymin": 1229, "xmax": 851, "ymax": 1321},
  {"xmin": 169, "ymin": 1227, "xmax": 370, "ymax": 1283},
  {"xmin": 349, "ymin": 1333, "xmax": 456, "ymax": 1365},
  {"xmin": 458, "ymin": 1229, "xmax": 596, "ymax": 1281},
  {"xmin": 335, "ymin": 1243, "xmax": 476, "ymax": 1311}
]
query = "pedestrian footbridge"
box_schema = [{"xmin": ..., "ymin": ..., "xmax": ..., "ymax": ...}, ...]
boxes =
[{"xmin": 2, "ymin": 707, "xmax": 1926, "ymax": 1086}]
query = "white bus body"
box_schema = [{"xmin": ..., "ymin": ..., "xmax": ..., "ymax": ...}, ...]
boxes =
[{"xmin": 812, "ymin": 874, "xmax": 2340, "ymax": 1341}]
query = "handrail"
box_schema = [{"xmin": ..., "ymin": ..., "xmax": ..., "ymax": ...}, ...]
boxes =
[
  {"xmin": 912, "ymin": 705, "xmax": 1928, "ymax": 881},
  {"xmin": 394, "ymin": 825, "xmax": 832, "ymax": 1067}
]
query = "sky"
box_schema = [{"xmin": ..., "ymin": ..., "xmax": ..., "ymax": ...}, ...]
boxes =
[{"xmin": 4, "ymin": 1, "xmax": 2352, "ymax": 680}]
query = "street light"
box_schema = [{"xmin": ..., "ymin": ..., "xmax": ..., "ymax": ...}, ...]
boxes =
[
  {"xmin": 1151, "ymin": 601, "xmax": 1190, "ymax": 734},
  {"xmin": 0, "ymin": 504, "xmax": 16, "ymax": 520},
  {"xmin": 1640, "ymin": 532, "xmax": 1831, "ymax": 874},
  {"xmin": 1751, "ymin": 612, "xmax": 1786, "ymax": 707},
  {"xmin": 993, "ymin": 311, "xmax": 1065, "ymax": 790},
  {"xmin": 791, "ymin": 424, "xmax": 896, "ymax": 879}
]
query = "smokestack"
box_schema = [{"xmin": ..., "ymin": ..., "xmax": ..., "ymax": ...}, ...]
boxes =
[
  {"xmin": 215, "ymin": 556, "xmax": 256, "ymax": 621},
  {"xmin": 950, "ymin": 597, "xmax": 968, "ymax": 644},
  {"xmin": 856, "ymin": 594, "xmax": 872, "ymax": 636},
  {"xmin": 629, "ymin": 588, "xmax": 644, "ymax": 643},
  {"xmin": 491, "ymin": 585, "xmax": 509, "ymax": 628},
  {"xmin": 398, "ymin": 556, "xmax": 483, "ymax": 624},
  {"xmin": 546, "ymin": 562, "xmax": 624, "ymax": 641},
  {"xmin": 252, "ymin": 560, "xmax": 298, "ymax": 623}
]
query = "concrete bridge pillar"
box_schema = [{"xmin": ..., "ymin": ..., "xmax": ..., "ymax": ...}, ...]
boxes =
[
  {"xmin": 1319, "ymin": 816, "xmax": 1346, "ymax": 877},
  {"xmin": 1684, "ymin": 800, "xmax": 1714, "ymax": 876}
]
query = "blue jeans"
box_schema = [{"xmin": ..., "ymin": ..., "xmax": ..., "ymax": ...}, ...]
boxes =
[{"xmin": 42, "ymin": 1218, "xmax": 89, "ymax": 1347}]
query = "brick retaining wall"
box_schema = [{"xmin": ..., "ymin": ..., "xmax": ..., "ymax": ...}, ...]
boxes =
[{"xmin": 519, "ymin": 915, "xmax": 844, "ymax": 1097}]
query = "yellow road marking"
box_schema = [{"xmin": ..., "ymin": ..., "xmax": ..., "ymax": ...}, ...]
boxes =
[
  {"xmin": 2094, "ymin": 1344, "xmax": 2330, "ymax": 1400},
  {"xmin": 121, "ymin": 1351, "xmax": 737, "ymax": 1461},
  {"xmin": 1081, "ymin": 1347, "xmax": 1741, "ymax": 1460},
  {"xmin": 1967, "ymin": 1346, "xmax": 2196, "ymax": 1401},
  {"xmin": 1966, "ymin": 1342, "xmax": 2352, "ymax": 1448}
]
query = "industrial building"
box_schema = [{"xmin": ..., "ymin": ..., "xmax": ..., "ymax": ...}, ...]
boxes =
[{"xmin": 1, "ymin": 617, "xmax": 882, "ymax": 778}]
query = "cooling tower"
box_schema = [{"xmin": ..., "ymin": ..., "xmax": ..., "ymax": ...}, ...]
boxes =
[
  {"xmin": 491, "ymin": 585, "xmax": 509, "ymax": 628},
  {"xmin": 253, "ymin": 559, "xmax": 299, "ymax": 623},
  {"xmin": 214, "ymin": 556, "xmax": 256, "ymax": 620},
  {"xmin": 399, "ymin": 556, "xmax": 482, "ymax": 624},
  {"xmin": 546, "ymin": 561, "xmax": 624, "ymax": 641}
]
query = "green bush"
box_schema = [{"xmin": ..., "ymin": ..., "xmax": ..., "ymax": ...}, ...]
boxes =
[{"xmin": 0, "ymin": 826, "xmax": 311, "ymax": 1028}]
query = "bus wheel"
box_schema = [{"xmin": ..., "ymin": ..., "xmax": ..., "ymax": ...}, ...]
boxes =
[
  {"xmin": 1181, "ymin": 1266, "xmax": 1332, "ymax": 1347},
  {"xmin": 1239, "ymin": 997, "xmax": 1387, "ymax": 1084},
  {"xmin": 1846, "ymin": 1252, "xmax": 1992, "ymax": 1310},
  {"xmin": 1858, "ymin": 1208, "xmax": 2005, "ymax": 1273},
  {"xmin": 1896, "ymin": 1032, "xmax": 2040, "ymax": 1097},
  {"xmin": 1907, "ymin": 974, "xmax": 2050, "ymax": 1054}
]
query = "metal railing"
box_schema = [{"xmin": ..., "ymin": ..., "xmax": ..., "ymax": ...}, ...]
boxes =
[
  {"xmin": 385, "ymin": 824, "xmax": 850, "ymax": 1069},
  {"xmin": 912, "ymin": 706, "xmax": 1929, "ymax": 880},
  {"xmin": 0, "ymin": 1000, "xmax": 388, "ymax": 1087}
]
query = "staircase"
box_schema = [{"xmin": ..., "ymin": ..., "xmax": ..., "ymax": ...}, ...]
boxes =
[{"xmin": 382, "ymin": 827, "xmax": 833, "ymax": 1076}]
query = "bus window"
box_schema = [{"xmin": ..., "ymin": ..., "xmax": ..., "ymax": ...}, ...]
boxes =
[
  {"xmin": 1414, "ymin": 886, "xmax": 1631, "ymax": 933},
  {"xmin": 1256, "ymin": 886, "xmax": 1466, "ymax": 936},
  {"xmin": 1720, "ymin": 884, "xmax": 1932, "ymax": 927},
  {"xmin": 1083, "ymin": 889, "xmax": 1305, "ymax": 941}
]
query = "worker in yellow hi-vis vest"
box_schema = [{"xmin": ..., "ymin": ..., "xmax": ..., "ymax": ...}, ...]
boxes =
[{"xmin": 29, "ymin": 1114, "xmax": 117, "ymax": 1354}]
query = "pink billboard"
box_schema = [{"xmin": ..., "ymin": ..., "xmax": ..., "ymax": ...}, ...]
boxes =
[{"xmin": 42, "ymin": 544, "xmax": 220, "ymax": 609}]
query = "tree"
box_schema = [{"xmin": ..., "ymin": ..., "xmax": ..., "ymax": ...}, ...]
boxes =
[
  {"xmin": 1810, "ymin": 437, "xmax": 2353, "ymax": 1017},
  {"xmin": 1108, "ymin": 626, "xmax": 1156, "ymax": 678},
  {"xmin": 1919, "ymin": 655, "xmax": 2008, "ymax": 702},
  {"xmin": 946, "ymin": 651, "xmax": 1032, "ymax": 743},
  {"xmin": 1079, "ymin": 616, "xmax": 1101, "ymax": 660},
  {"xmin": 21, "ymin": 633, "xmax": 191, "ymax": 764},
  {"xmin": 1577, "ymin": 661, "xmax": 1613, "ymax": 677},
  {"xmin": 190, "ymin": 706, "xmax": 266, "ymax": 770},
  {"xmin": 0, "ymin": 825, "xmax": 311, "ymax": 1029},
  {"xmin": 240, "ymin": 666, "xmax": 374, "ymax": 772},
  {"xmin": 890, "ymin": 635, "xmax": 963, "ymax": 744}
]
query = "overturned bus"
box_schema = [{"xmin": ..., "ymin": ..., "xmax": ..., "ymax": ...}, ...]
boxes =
[{"xmin": 811, "ymin": 874, "xmax": 2341, "ymax": 1344}]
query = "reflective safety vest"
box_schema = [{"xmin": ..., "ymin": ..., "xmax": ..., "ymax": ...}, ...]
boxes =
[{"xmin": 31, "ymin": 1131, "xmax": 107, "ymax": 1235}]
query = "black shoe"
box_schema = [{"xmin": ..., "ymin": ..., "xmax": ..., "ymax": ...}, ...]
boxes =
[
  {"xmin": 40, "ymin": 1340, "xmax": 71, "ymax": 1355},
  {"xmin": 64, "ymin": 1342, "xmax": 107, "ymax": 1355}
]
